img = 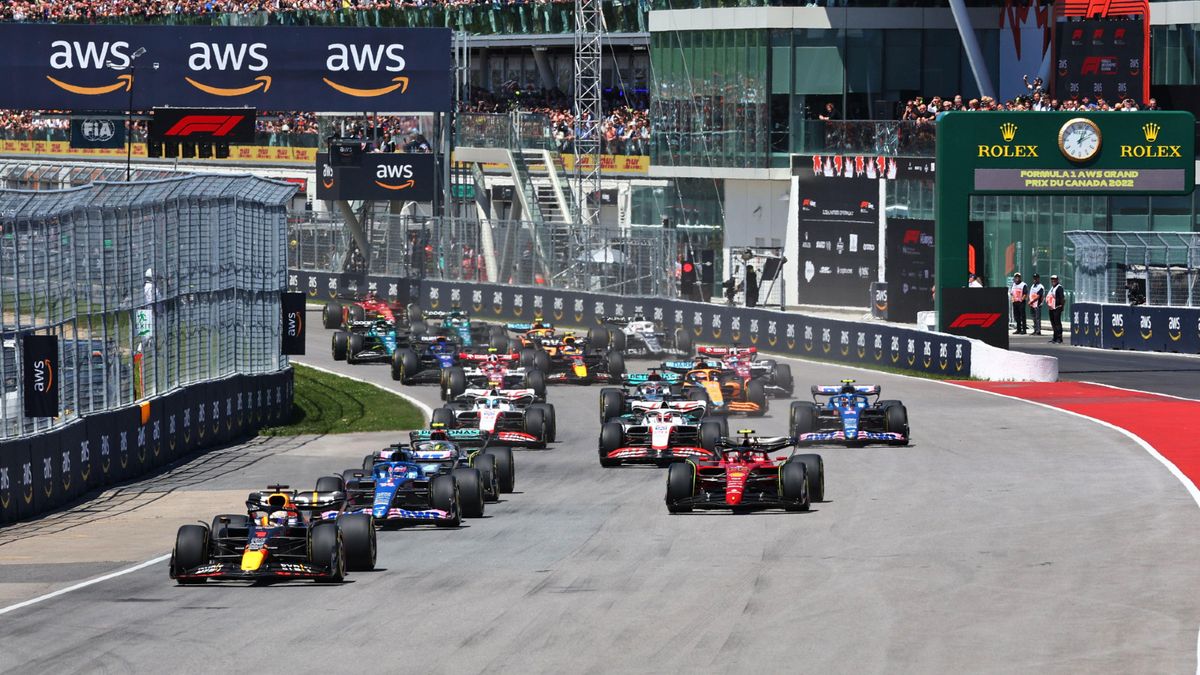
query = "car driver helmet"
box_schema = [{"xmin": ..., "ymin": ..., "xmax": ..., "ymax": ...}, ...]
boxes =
[
  {"xmin": 641, "ymin": 383, "xmax": 663, "ymax": 399},
  {"xmin": 267, "ymin": 509, "xmax": 290, "ymax": 527}
]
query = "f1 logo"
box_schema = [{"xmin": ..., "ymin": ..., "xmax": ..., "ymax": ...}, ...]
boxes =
[
  {"xmin": 949, "ymin": 313, "xmax": 1002, "ymax": 328},
  {"xmin": 164, "ymin": 115, "xmax": 245, "ymax": 137}
]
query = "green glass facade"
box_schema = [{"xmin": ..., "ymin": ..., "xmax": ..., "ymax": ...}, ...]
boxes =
[{"xmin": 1152, "ymin": 24, "xmax": 1200, "ymax": 85}]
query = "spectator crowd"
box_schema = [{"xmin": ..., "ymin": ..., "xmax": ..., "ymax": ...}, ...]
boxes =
[
  {"xmin": 896, "ymin": 78, "xmax": 1161, "ymax": 125},
  {"xmin": 0, "ymin": 0, "xmax": 581, "ymax": 22}
]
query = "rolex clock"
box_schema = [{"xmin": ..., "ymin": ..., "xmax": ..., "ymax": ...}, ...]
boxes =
[{"xmin": 1058, "ymin": 118, "xmax": 1101, "ymax": 163}]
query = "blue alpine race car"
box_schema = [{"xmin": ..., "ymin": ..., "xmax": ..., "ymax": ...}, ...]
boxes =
[{"xmin": 789, "ymin": 380, "xmax": 909, "ymax": 446}]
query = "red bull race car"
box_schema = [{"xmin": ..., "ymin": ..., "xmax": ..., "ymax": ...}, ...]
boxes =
[
  {"xmin": 169, "ymin": 484, "xmax": 376, "ymax": 584},
  {"xmin": 598, "ymin": 404, "xmax": 723, "ymax": 467},
  {"xmin": 432, "ymin": 388, "xmax": 555, "ymax": 448},
  {"xmin": 664, "ymin": 431, "xmax": 825, "ymax": 513},
  {"xmin": 790, "ymin": 380, "xmax": 909, "ymax": 446}
]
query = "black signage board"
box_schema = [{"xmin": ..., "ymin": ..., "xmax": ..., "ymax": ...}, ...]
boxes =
[
  {"xmin": 150, "ymin": 107, "xmax": 256, "ymax": 144},
  {"xmin": 70, "ymin": 116, "xmax": 125, "ymax": 149},
  {"xmin": 884, "ymin": 218, "xmax": 935, "ymax": 323},
  {"xmin": 23, "ymin": 335, "xmax": 59, "ymax": 418},
  {"xmin": 1055, "ymin": 18, "xmax": 1145, "ymax": 105},
  {"xmin": 794, "ymin": 175, "xmax": 879, "ymax": 307},
  {"xmin": 281, "ymin": 292, "xmax": 307, "ymax": 355},
  {"xmin": 942, "ymin": 287, "xmax": 1009, "ymax": 350}
]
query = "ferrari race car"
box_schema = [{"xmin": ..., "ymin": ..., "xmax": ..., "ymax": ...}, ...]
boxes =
[
  {"xmin": 433, "ymin": 388, "xmax": 556, "ymax": 448},
  {"xmin": 169, "ymin": 484, "xmax": 376, "ymax": 584},
  {"xmin": 695, "ymin": 346, "xmax": 794, "ymax": 398},
  {"xmin": 664, "ymin": 431, "xmax": 825, "ymax": 513},
  {"xmin": 441, "ymin": 351, "xmax": 547, "ymax": 401},
  {"xmin": 598, "ymin": 404, "xmax": 724, "ymax": 467},
  {"xmin": 600, "ymin": 315, "xmax": 693, "ymax": 357},
  {"xmin": 660, "ymin": 360, "xmax": 768, "ymax": 417},
  {"xmin": 790, "ymin": 380, "xmax": 909, "ymax": 446},
  {"xmin": 411, "ymin": 308, "xmax": 495, "ymax": 348},
  {"xmin": 322, "ymin": 293, "xmax": 409, "ymax": 330},
  {"xmin": 332, "ymin": 318, "xmax": 409, "ymax": 365},
  {"xmin": 390, "ymin": 335, "xmax": 465, "ymax": 384}
]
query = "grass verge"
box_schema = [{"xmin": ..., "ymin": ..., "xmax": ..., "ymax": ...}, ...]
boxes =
[{"xmin": 259, "ymin": 363, "xmax": 424, "ymax": 436}]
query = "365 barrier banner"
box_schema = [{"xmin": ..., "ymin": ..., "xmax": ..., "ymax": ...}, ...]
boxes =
[
  {"xmin": 281, "ymin": 292, "xmax": 307, "ymax": 355},
  {"xmin": 22, "ymin": 334, "xmax": 59, "ymax": 418},
  {"xmin": 0, "ymin": 24, "xmax": 452, "ymax": 112},
  {"xmin": 1075, "ymin": 302, "xmax": 1200, "ymax": 353}
]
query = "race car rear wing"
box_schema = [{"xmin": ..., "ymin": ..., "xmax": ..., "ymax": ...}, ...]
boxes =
[
  {"xmin": 660, "ymin": 359, "xmax": 722, "ymax": 372},
  {"xmin": 421, "ymin": 310, "xmax": 469, "ymax": 319},
  {"xmin": 504, "ymin": 322, "xmax": 553, "ymax": 332},
  {"xmin": 697, "ymin": 346, "xmax": 757, "ymax": 356},
  {"xmin": 717, "ymin": 435, "xmax": 795, "ymax": 452},
  {"xmin": 458, "ymin": 352, "xmax": 518, "ymax": 362},
  {"xmin": 811, "ymin": 384, "xmax": 881, "ymax": 396},
  {"xmin": 409, "ymin": 427, "xmax": 490, "ymax": 446},
  {"xmin": 623, "ymin": 371, "xmax": 683, "ymax": 385}
]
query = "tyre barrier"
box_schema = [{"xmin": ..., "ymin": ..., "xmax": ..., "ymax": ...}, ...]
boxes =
[
  {"xmin": 289, "ymin": 271, "xmax": 973, "ymax": 377},
  {"xmin": 1072, "ymin": 302, "xmax": 1200, "ymax": 353},
  {"xmin": 0, "ymin": 369, "xmax": 294, "ymax": 525}
]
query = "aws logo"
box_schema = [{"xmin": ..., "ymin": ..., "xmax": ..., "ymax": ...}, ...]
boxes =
[
  {"xmin": 46, "ymin": 40, "xmax": 136, "ymax": 96},
  {"xmin": 1110, "ymin": 311, "xmax": 1124, "ymax": 338},
  {"xmin": 185, "ymin": 42, "xmax": 272, "ymax": 96},
  {"xmin": 1138, "ymin": 314, "xmax": 1152, "ymax": 341},
  {"xmin": 321, "ymin": 163, "xmax": 335, "ymax": 191},
  {"xmin": 324, "ymin": 43, "xmax": 409, "ymax": 98},
  {"xmin": 1168, "ymin": 316, "xmax": 1182, "ymax": 342},
  {"xmin": 285, "ymin": 310, "xmax": 303, "ymax": 339},
  {"xmin": 31, "ymin": 358, "xmax": 53, "ymax": 395},
  {"xmin": 374, "ymin": 163, "xmax": 416, "ymax": 191}
]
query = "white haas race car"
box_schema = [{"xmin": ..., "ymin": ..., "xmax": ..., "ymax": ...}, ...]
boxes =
[
  {"xmin": 431, "ymin": 388, "xmax": 557, "ymax": 449},
  {"xmin": 602, "ymin": 315, "xmax": 694, "ymax": 357},
  {"xmin": 441, "ymin": 351, "xmax": 547, "ymax": 402},
  {"xmin": 597, "ymin": 400, "xmax": 724, "ymax": 468}
]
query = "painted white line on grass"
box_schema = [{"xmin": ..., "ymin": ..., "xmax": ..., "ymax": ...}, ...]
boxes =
[
  {"xmin": 295, "ymin": 360, "xmax": 434, "ymax": 423},
  {"xmin": 0, "ymin": 554, "xmax": 171, "ymax": 617}
]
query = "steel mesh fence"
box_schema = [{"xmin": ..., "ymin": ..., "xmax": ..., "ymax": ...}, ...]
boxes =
[
  {"xmin": 1066, "ymin": 230, "xmax": 1200, "ymax": 307},
  {"xmin": 0, "ymin": 173, "xmax": 294, "ymax": 440}
]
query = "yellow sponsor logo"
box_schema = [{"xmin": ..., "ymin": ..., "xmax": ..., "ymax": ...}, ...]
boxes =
[
  {"xmin": 47, "ymin": 73, "xmax": 131, "ymax": 96},
  {"xmin": 185, "ymin": 75, "xmax": 272, "ymax": 97},
  {"xmin": 323, "ymin": 76, "xmax": 408, "ymax": 98}
]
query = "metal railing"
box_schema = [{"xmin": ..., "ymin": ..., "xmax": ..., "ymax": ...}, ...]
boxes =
[
  {"xmin": 0, "ymin": 169, "xmax": 295, "ymax": 439},
  {"xmin": 289, "ymin": 213, "xmax": 721, "ymax": 299},
  {"xmin": 794, "ymin": 120, "xmax": 937, "ymax": 158},
  {"xmin": 1066, "ymin": 230, "xmax": 1200, "ymax": 307}
]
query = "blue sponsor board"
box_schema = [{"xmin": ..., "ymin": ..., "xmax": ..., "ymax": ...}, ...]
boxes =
[
  {"xmin": 0, "ymin": 25, "xmax": 451, "ymax": 112},
  {"xmin": 1073, "ymin": 302, "xmax": 1200, "ymax": 353}
]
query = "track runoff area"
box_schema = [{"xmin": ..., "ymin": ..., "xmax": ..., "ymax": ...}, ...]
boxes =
[{"xmin": 0, "ymin": 312, "xmax": 1198, "ymax": 672}]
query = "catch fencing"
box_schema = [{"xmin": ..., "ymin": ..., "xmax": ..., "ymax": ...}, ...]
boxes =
[
  {"xmin": 1066, "ymin": 230, "xmax": 1200, "ymax": 307},
  {"xmin": 0, "ymin": 172, "xmax": 295, "ymax": 440}
]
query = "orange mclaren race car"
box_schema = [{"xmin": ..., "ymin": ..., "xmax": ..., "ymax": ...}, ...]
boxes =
[{"xmin": 677, "ymin": 365, "xmax": 768, "ymax": 417}]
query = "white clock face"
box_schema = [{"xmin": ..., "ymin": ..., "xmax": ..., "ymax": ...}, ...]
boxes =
[{"xmin": 1059, "ymin": 119, "xmax": 1101, "ymax": 162}]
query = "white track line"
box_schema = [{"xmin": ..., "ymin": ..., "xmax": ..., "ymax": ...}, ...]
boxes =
[
  {"xmin": 1079, "ymin": 380, "xmax": 1200, "ymax": 404},
  {"xmin": 0, "ymin": 554, "xmax": 170, "ymax": 617},
  {"xmin": 944, "ymin": 381, "xmax": 1200, "ymax": 675},
  {"xmin": 295, "ymin": 360, "xmax": 434, "ymax": 422}
]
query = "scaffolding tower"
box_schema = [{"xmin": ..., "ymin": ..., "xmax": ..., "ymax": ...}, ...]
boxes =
[{"xmin": 573, "ymin": 0, "xmax": 603, "ymax": 226}]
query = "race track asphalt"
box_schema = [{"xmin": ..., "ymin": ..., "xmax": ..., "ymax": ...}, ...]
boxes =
[
  {"xmin": 1, "ymin": 311, "xmax": 1199, "ymax": 674},
  {"xmin": 1012, "ymin": 333, "xmax": 1200, "ymax": 398}
]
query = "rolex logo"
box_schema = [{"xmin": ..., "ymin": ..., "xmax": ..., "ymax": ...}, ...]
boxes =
[
  {"xmin": 1142, "ymin": 122, "xmax": 1160, "ymax": 142},
  {"xmin": 1000, "ymin": 122, "xmax": 1018, "ymax": 142}
]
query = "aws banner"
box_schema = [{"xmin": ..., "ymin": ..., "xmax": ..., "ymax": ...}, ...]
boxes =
[
  {"xmin": 22, "ymin": 335, "xmax": 58, "ymax": 418},
  {"xmin": 315, "ymin": 152, "xmax": 436, "ymax": 202},
  {"xmin": 0, "ymin": 24, "xmax": 451, "ymax": 112}
]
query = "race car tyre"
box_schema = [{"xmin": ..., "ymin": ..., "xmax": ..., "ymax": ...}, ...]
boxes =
[
  {"xmin": 452, "ymin": 468, "xmax": 486, "ymax": 518},
  {"xmin": 699, "ymin": 421, "xmax": 723, "ymax": 452},
  {"xmin": 525, "ymin": 369, "xmax": 547, "ymax": 400},
  {"xmin": 489, "ymin": 332, "xmax": 509, "ymax": 351},
  {"xmin": 431, "ymin": 407, "xmax": 456, "ymax": 429},
  {"xmin": 665, "ymin": 462, "xmax": 695, "ymax": 513},
  {"xmin": 508, "ymin": 339, "xmax": 523, "ymax": 354},
  {"xmin": 410, "ymin": 319, "xmax": 427, "ymax": 337},
  {"xmin": 519, "ymin": 347, "xmax": 538, "ymax": 369},
  {"xmin": 674, "ymin": 328, "xmax": 693, "ymax": 356},
  {"xmin": 775, "ymin": 364, "xmax": 794, "ymax": 396},
  {"xmin": 309, "ymin": 521, "xmax": 345, "ymax": 583},
  {"xmin": 746, "ymin": 379, "xmax": 768, "ymax": 417},
  {"xmin": 346, "ymin": 333, "xmax": 365, "ymax": 365},
  {"xmin": 599, "ymin": 388, "xmax": 625, "ymax": 423},
  {"xmin": 209, "ymin": 513, "xmax": 250, "ymax": 539},
  {"xmin": 347, "ymin": 304, "xmax": 366, "ymax": 322},
  {"xmin": 473, "ymin": 453, "xmax": 499, "ymax": 501},
  {"xmin": 483, "ymin": 446, "xmax": 516, "ymax": 493},
  {"xmin": 598, "ymin": 421, "xmax": 624, "ymax": 467},
  {"xmin": 687, "ymin": 387, "xmax": 709, "ymax": 403},
  {"xmin": 606, "ymin": 350, "xmax": 626, "ymax": 378},
  {"xmin": 406, "ymin": 303, "xmax": 422, "ymax": 322},
  {"xmin": 173, "ymin": 524, "xmax": 210, "ymax": 584},
  {"xmin": 489, "ymin": 324, "xmax": 507, "ymax": 342},
  {"xmin": 430, "ymin": 474, "xmax": 461, "ymax": 528},
  {"xmin": 780, "ymin": 460, "xmax": 812, "ymax": 512},
  {"xmin": 339, "ymin": 513, "xmax": 377, "ymax": 572},
  {"xmin": 322, "ymin": 302, "xmax": 344, "ymax": 330},
  {"xmin": 608, "ymin": 328, "xmax": 627, "ymax": 353},
  {"xmin": 704, "ymin": 415, "xmax": 730, "ymax": 438},
  {"xmin": 331, "ymin": 331, "xmax": 348, "ymax": 361},
  {"xmin": 443, "ymin": 366, "xmax": 467, "ymax": 401},
  {"xmin": 315, "ymin": 475, "xmax": 345, "ymax": 493},
  {"xmin": 790, "ymin": 401, "xmax": 816, "ymax": 436},
  {"xmin": 532, "ymin": 403, "xmax": 557, "ymax": 442},
  {"xmin": 524, "ymin": 406, "xmax": 547, "ymax": 448},
  {"xmin": 361, "ymin": 454, "xmax": 377, "ymax": 471},
  {"xmin": 885, "ymin": 403, "xmax": 910, "ymax": 445},
  {"xmin": 792, "ymin": 453, "xmax": 825, "ymax": 502},
  {"xmin": 393, "ymin": 348, "xmax": 419, "ymax": 383},
  {"xmin": 588, "ymin": 325, "xmax": 609, "ymax": 350}
]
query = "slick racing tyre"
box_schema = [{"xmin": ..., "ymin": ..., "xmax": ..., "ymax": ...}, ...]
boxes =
[
  {"xmin": 746, "ymin": 379, "xmax": 768, "ymax": 417},
  {"xmin": 322, "ymin": 302, "xmax": 344, "ymax": 330},
  {"xmin": 393, "ymin": 348, "xmax": 420, "ymax": 383},
  {"xmin": 483, "ymin": 446, "xmax": 516, "ymax": 493},
  {"xmin": 532, "ymin": 403, "xmax": 557, "ymax": 442},
  {"xmin": 699, "ymin": 421, "xmax": 724, "ymax": 453},
  {"xmin": 346, "ymin": 304, "xmax": 366, "ymax": 322},
  {"xmin": 790, "ymin": 401, "xmax": 816, "ymax": 437},
  {"xmin": 452, "ymin": 468, "xmax": 486, "ymax": 519},
  {"xmin": 792, "ymin": 453, "xmax": 824, "ymax": 502},
  {"xmin": 431, "ymin": 474, "xmax": 461, "ymax": 528},
  {"xmin": 473, "ymin": 452, "xmax": 499, "ymax": 501},
  {"xmin": 331, "ymin": 331, "xmax": 349, "ymax": 361},
  {"xmin": 338, "ymin": 513, "xmax": 377, "ymax": 572},
  {"xmin": 774, "ymin": 363, "xmax": 794, "ymax": 396},
  {"xmin": 315, "ymin": 475, "xmax": 345, "ymax": 493},
  {"xmin": 674, "ymin": 328, "xmax": 693, "ymax": 356},
  {"xmin": 309, "ymin": 521, "xmax": 345, "ymax": 583},
  {"xmin": 607, "ymin": 328, "xmax": 627, "ymax": 353},
  {"xmin": 884, "ymin": 403, "xmax": 909, "ymax": 445},
  {"xmin": 443, "ymin": 366, "xmax": 467, "ymax": 401},
  {"xmin": 599, "ymin": 388, "xmax": 624, "ymax": 423},
  {"xmin": 780, "ymin": 460, "xmax": 811, "ymax": 512},
  {"xmin": 173, "ymin": 524, "xmax": 210, "ymax": 584},
  {"xmin": 525, "ymin": 369, "xmax": 548, "ymax": 400},
  {"xmin": 588, "ymin": 325, "xmax": 609, "ymax": 350},
  {"xmin": 665, "ymin": 462, "xmax": 696, "ymax": 513},
  {"xmin": 524, "ymin": 407, "xmax": 547, "ymax": 448},
  {"xmin": 605, "ymin": 350, "xmax": 626, "ymax": 378},
  {"xmin": 598, "ymin": 421, "xmax": 624, "ymax": 467},
  {"xmin": 345, "ymin": 333, "xmax": 365, "ymax": 365},
  {"xmin": 431, "ymin": 407, "xmax": 457, "ymax": 428}
]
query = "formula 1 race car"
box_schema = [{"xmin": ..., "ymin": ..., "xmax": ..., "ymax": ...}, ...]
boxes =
[
  {"xmin": 322, "ymin": 293, "xmax": 408, "ymax": 330},
  {"xmin": 599, "ymin": 315, "xmax": 694, "ymax": 357},
  {"xmin": 660, "ymin": 360, "xmax": 768, "ymax": 417},
  {"xmin": 598, "ymin": 370, "xmax": 687, "ymax": 423},
  {"xmin": 790, "ymin": 380, "xmax": 909, "ymax": 446},
  {"xmin": 441, "ymin": 352, "xmax": 547, "ymax": 401},
  {"xmin": 598, "ymin": 405, "xmax": 723, "ymax": 467},
  {"xmin": 169, "ymin": 484, "xmax": 376, "ymax": 584},
  {"xmin": 411, "ymin": 308, "xmax": 495, "ymax": 348},
  {"xmin": 390, "ymin": 335, "xmax": 464, "ymax": 384},
  {"xmin": 696, "ymin": 346, "xmax": 794, "ymax": 398},
  {"xmin": 664, "ymin": 431, "xmax": 825, "ymax": 513},
  {"xmin": 432, "ymin": 388, "xmax": 555, "ymax": 448},
  {"xmin": 332, "ymin": 318, "xmax": 410, "ymax": 365},
  {"xmin": 524, "ymin": 333, "xmax": 624, "ymax": 385}
]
